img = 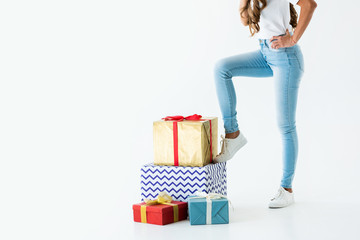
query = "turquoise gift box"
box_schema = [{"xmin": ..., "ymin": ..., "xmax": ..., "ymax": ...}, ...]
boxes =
[{"xmin": 187, "ymin": 195, "xmax": 229, "ymax": 225}]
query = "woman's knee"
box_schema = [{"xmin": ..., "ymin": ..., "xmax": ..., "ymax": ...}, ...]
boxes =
[
  {"xmin": 214, "ymin": 58, "xmax": 233, "ymax": 80},
  {"xmin": 277, "ymin": 122, "xmax": 297, "ymax": 135}
]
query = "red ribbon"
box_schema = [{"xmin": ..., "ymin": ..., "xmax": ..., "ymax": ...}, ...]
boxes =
[
  {"xmin": 162, "ymin": 114, "xmax": 202, "ymax": 121},
  {"xmin": 162, "ymin": 114, "xmax": 213, "ymax": 166}
]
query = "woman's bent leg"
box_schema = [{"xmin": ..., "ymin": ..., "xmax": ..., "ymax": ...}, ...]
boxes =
[{"xmin": 214, "ymin": 50, "xmax": 273, "ymax": 133}]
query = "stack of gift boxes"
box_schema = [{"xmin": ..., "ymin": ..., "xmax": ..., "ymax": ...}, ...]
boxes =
[{"xmin": 132, "ymin": 114, "xmax": 230, "ymax": 225}]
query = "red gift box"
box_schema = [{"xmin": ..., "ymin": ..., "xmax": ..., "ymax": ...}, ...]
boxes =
[{"xmin": 133, "ymin": 201, "xmax": 188, "ymax": 225}]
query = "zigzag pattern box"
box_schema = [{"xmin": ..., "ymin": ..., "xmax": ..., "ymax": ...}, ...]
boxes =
[{"xmin": 141, "ymin": 163, "xmax": 227, "ymax": 202}]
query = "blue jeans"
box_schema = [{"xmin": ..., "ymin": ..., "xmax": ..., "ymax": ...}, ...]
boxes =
[{"xmin": 214, "ymin": 38, "xmax": 304, "ymax": 188}]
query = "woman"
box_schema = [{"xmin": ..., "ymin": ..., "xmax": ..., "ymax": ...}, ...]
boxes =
[{"xmin": 213, "ymin": 0, "xmax": 317, "ymax": 208}]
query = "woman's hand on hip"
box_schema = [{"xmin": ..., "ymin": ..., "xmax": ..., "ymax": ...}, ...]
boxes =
[{"xmin": 270, "ymin": 29, "xmax": 297, "ymax": 49}]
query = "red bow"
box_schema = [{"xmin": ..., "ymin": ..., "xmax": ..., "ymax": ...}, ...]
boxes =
[{"xmin": 162, "ymin": 114, "xmax": 202, "ymax": 121}]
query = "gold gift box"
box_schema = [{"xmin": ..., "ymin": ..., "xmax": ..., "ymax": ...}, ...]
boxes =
[{"xmin": 153, "ymin": 117, "xmax": 218, "ymax": 167}]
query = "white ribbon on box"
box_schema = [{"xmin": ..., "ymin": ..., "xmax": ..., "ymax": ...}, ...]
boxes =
[{"xmin": 188, "ymin": 191, "xmax": 232, "ymax": 225}]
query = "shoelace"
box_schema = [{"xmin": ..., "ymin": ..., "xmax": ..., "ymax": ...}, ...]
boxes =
[
  {"xmin": 219, "ymin": 135, "xmax": 227, "ymax": 155},
  {"xmin": 271, "ymin": 188, "xmax": 283, "ymax": 201}
]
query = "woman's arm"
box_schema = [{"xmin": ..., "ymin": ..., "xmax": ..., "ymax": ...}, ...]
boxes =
[
  {"xmin": 239, "ymin": 0, "xmax": 249, "ymax": 26},
  {"xmin": 292, "ymin": 0, "xmax": 317, "ymax": 43},
  {"xmin": 270, "ymin": 0, "xmax": 317, "ymax": 49}
]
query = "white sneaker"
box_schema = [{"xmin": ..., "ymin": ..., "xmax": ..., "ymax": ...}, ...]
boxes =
[
  {"xmin": 213, "ymin": 131, "xmax": 247, "ymax": 163},
  {"xmin": 268, "ymin": 187, "xmax": 294, "ymax": 208}
]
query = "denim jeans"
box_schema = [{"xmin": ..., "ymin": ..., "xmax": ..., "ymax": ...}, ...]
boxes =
[{"xmin": 214, "ymin": 37, "xmax": 304, "ymax": 188}]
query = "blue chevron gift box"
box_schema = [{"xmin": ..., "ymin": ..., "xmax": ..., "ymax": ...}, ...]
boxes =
[{"xmin": 140, "ymin": 162, "xmax": 227, "ymax": 202}]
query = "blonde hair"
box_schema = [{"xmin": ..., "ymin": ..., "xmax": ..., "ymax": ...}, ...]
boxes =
[{"xmin": 240, "ymin": 0, "xmax": 298, "ymax": 37}]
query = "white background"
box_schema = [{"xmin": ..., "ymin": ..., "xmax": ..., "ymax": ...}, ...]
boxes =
[{"xmin": 1, "ymin": 0, "xmax": 360, "ymax": 239}]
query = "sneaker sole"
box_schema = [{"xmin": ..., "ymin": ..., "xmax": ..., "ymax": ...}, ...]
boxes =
[{"xmin": 268, "ymin": 201, "xmax": 294, "ymax": 209}]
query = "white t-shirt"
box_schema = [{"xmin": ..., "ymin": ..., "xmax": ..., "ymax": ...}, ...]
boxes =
[{"xmin": 253, "ymin": 0, "xmax": 299, "ymax": 39}]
